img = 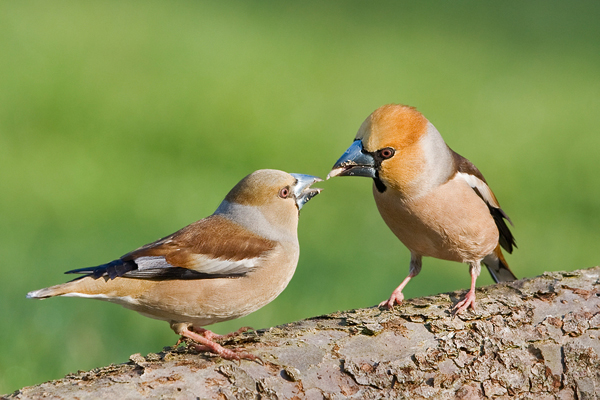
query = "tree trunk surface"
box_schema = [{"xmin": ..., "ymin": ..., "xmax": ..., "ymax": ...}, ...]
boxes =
[{"xmin": 6, "ymin": 267, "xmax": 600, "ymax": 399}]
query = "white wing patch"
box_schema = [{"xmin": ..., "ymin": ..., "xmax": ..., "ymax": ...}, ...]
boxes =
[
  {"xmin": 192, "ymin": 253, "xmax": 262, "ymax": 275},
  {"xmin": 134, "ymin": 254, "xmax": 261, "ymax": 275},
  {"xmin": 135, "ymin": 256, "xmax": 171, "ymax": 270},
  {"xmin": 456, "ymin": 172, "xmax": 500, "ymax": 209}
]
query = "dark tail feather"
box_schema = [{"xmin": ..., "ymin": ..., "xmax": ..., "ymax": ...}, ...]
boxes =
[{"xmin": 483, "ymin": 245, "xmax": 517, "ymax": 283}]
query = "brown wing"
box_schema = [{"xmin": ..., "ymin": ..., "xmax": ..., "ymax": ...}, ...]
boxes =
[
  {"xmin": 65, "ymin": 215, "xmax": 277, "ymax": 280},
  {"xmin": 452, "ymin": 150, "xmax": 516, "ymax": 254},
  {"xmin": 127, "ymin": 215, "xmax": 277, "ymax": 264}
]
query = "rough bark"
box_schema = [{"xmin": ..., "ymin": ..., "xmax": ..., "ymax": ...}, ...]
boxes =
[{"xmin": 6, "ymin": 267, "xmax": 600, "ymax": 399}]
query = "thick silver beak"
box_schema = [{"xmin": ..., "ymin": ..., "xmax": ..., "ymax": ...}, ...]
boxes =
[
  {"xmin": 290, "ymin": 173, "xmax": 323, "ymax": 210},
  {"xmin": 327, "ymin": 139, "xmax": 377, "ymax": 180}
]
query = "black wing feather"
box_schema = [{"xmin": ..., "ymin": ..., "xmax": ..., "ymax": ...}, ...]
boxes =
[
  {"xmin": 489, "ymin": 207, "xmax": 516, "ymax": 254},
  {"xmin": 65, "ymin": 258, "xmax": 245, "ymax": 280},
  {"xmin": 121, "ymin": 267, "xmax": 244, "ymax": 280},
  {"xmin": 65, "ymin": 259, "xmax": 137, "ymax": 280},
  {"xmin": 470, "ymin": 186, "xmax": 516, "ymax": 254}
]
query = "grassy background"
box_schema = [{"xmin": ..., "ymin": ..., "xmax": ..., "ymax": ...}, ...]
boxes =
[{"xmin": 1, "ymin": 0, "xmax": 599, "ymax": 394}]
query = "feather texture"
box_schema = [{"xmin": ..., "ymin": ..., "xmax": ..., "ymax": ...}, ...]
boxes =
[
  {"xmin": 453, "ymin": 151, "xmax": 516, "ymax": 254},
  {"xmin": 65, "ymin": 215, "xmax": 276, "ymax": 280}
]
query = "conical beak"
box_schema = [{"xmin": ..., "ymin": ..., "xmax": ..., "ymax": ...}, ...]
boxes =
[
  {"xmin": 290, "ymin": 173, "xmax": 323, "ymax": 210},
  {"xmin": 327, "ymin": 139, "xmax": 376, "ymax": 180}
]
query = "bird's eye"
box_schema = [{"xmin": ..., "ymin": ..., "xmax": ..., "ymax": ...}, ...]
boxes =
[
  {"xmin": 279, "ymin": 187, "xmax": 290, "ymax": 198},
  {"xmin": 379, "ymin": 147, "xmax": 395, "ymax": 159}
]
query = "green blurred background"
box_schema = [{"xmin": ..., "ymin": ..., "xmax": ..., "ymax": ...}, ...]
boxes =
[{"xmin": 1, "ymin": 0, "xmax": 599, "ymax": 394}]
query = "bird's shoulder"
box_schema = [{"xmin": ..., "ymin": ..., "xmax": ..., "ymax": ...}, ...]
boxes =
[{"xmin": 451, "ymin": 150, "xmax": 488, "ymax": 184}]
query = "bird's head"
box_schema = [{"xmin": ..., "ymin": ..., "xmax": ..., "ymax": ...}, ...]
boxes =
[
  {"xmin": 327, "ymin": 104, "xmax": 431, "ymax": 193},
  {"xmin": 217, "ymin": 169, "xmax": 323, "ymax": 237}
]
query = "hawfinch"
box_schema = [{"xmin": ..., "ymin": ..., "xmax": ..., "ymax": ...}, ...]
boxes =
[
  {"xmin": 28, "ymin": 169, "xmax": 322, "ymax": 360},
  {"xmin": 328, "ymin": 104, "xmax": 516, "ymax": 313}
]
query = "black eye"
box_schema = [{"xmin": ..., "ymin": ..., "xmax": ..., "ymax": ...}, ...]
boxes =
[
  {"xmin": 279, "ymin": 187, "xmax": 290, "ymax": 198},
  {"xmin": 379, "ymin": 147, "xmax": 395, "ymax": 159}
]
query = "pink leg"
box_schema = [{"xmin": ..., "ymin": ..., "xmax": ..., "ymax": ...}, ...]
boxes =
[
  {"xmin": 453, "ymin": 265, "xmax": 479, "ymax": 314},
  {"xmin": 379, "ymin": 275, "xmax": 413, "ymax": 309},
  {"xmin": 175, "ymin": 325, "xmax": 258, "ymax": 361},
  {"xmin": 379, "ymin": 253, "xmax": 422, "ymax": 309}
]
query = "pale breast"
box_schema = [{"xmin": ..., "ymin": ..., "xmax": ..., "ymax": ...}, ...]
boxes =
[{"xmin": 373, "ymin": 178, "xmax": 498, "ymax": 263}]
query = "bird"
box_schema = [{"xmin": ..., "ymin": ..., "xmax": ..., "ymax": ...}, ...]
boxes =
[
  {"xmin": 27, "ymin": 169, "xmax": 323, "ymax": 360},
  {"xmin": 327, "ymin": 104, "xmax": 516, "ymax": 313}
]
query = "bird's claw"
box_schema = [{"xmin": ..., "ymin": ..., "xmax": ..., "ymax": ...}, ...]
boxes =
[
  {"xmin": 232, "ymin": 347, "xmax": 262, "ymax": 363},
  {"xmin": 221, "ymin": 326, "xmax": 255, "ymax": 340},
  {"xmin": 178, "ymin": 326, "xmax": 260, "ymax": 362},
  {"xmin": 186, "ymin": 340, "xmax": 259, "ymax": 362},
  {"xmin": 191, "ymin": 326, "xmax": 254, "ymax": 342},
  {"xmin": 379, "ymin": 291, "xmax": 404, "ymax": 309},
  {"xmin": 452, "ymin": 290, "xmax": 476, "ymax": 314}
]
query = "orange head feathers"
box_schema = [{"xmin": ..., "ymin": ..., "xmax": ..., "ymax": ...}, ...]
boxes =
[
  {"xmin": 356, "ymin": 104, "xmax": 428, "ymax": 152},
  {"xmin": 329, "ymin": 104, "xmax": 452, "ymax": 195}
]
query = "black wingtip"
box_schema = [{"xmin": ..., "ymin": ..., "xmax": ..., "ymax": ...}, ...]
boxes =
[
  {"xmin": 65, "ymin": 259, "xmax": 137, "ymax": 280},
  {"xmin": 489, "ymin": 207, "xmax": 516, "ymax": 254}
]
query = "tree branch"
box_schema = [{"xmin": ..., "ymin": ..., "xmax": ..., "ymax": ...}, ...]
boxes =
[{"xmin": 7, "ymin": 267, "xmax": 600, "ymax": 399}]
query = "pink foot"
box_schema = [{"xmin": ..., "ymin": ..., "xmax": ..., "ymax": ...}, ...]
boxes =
[
  {"xmin": 224, "ymin": 326, "xmax": 254, "ymax": 338},
  {"xmin": 192, "ymin": 326, "xmax": 254, "ymax": 341},
  {"xmin": 379, "ymin": 274, "xmax": 414, "ymax": 309},
  {"xmin": 180, "ymin": 327, "xmax": 259, "ymax": 362},
  {"xmin": 186, "ymin": 341, "xmax": 258, "ymax": 362},
  {"xmin": 453, "ymin": 290, "xmax": 476, "ymax": 314},
  {"xmin": 379, "ymin": 290, "xmax": 405, "ymax": 309}
]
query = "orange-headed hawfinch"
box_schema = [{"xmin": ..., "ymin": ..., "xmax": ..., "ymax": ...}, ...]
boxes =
[
  {"xmin": 28, "ymin": 169, "xmax": 322, "ymax": 360},
  {"xmin": 328, "ymin": 104, "xmax": 516, "ymax": 313}
]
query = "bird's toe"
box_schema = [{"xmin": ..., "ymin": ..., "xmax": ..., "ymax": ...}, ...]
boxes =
[
  {"xmin": 379, "ymin": 292, "xmax": 404, "ymax": 309},
  {"xmin": 452, "ymin": 291, "xmax": 477, "ymax": 314}
]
